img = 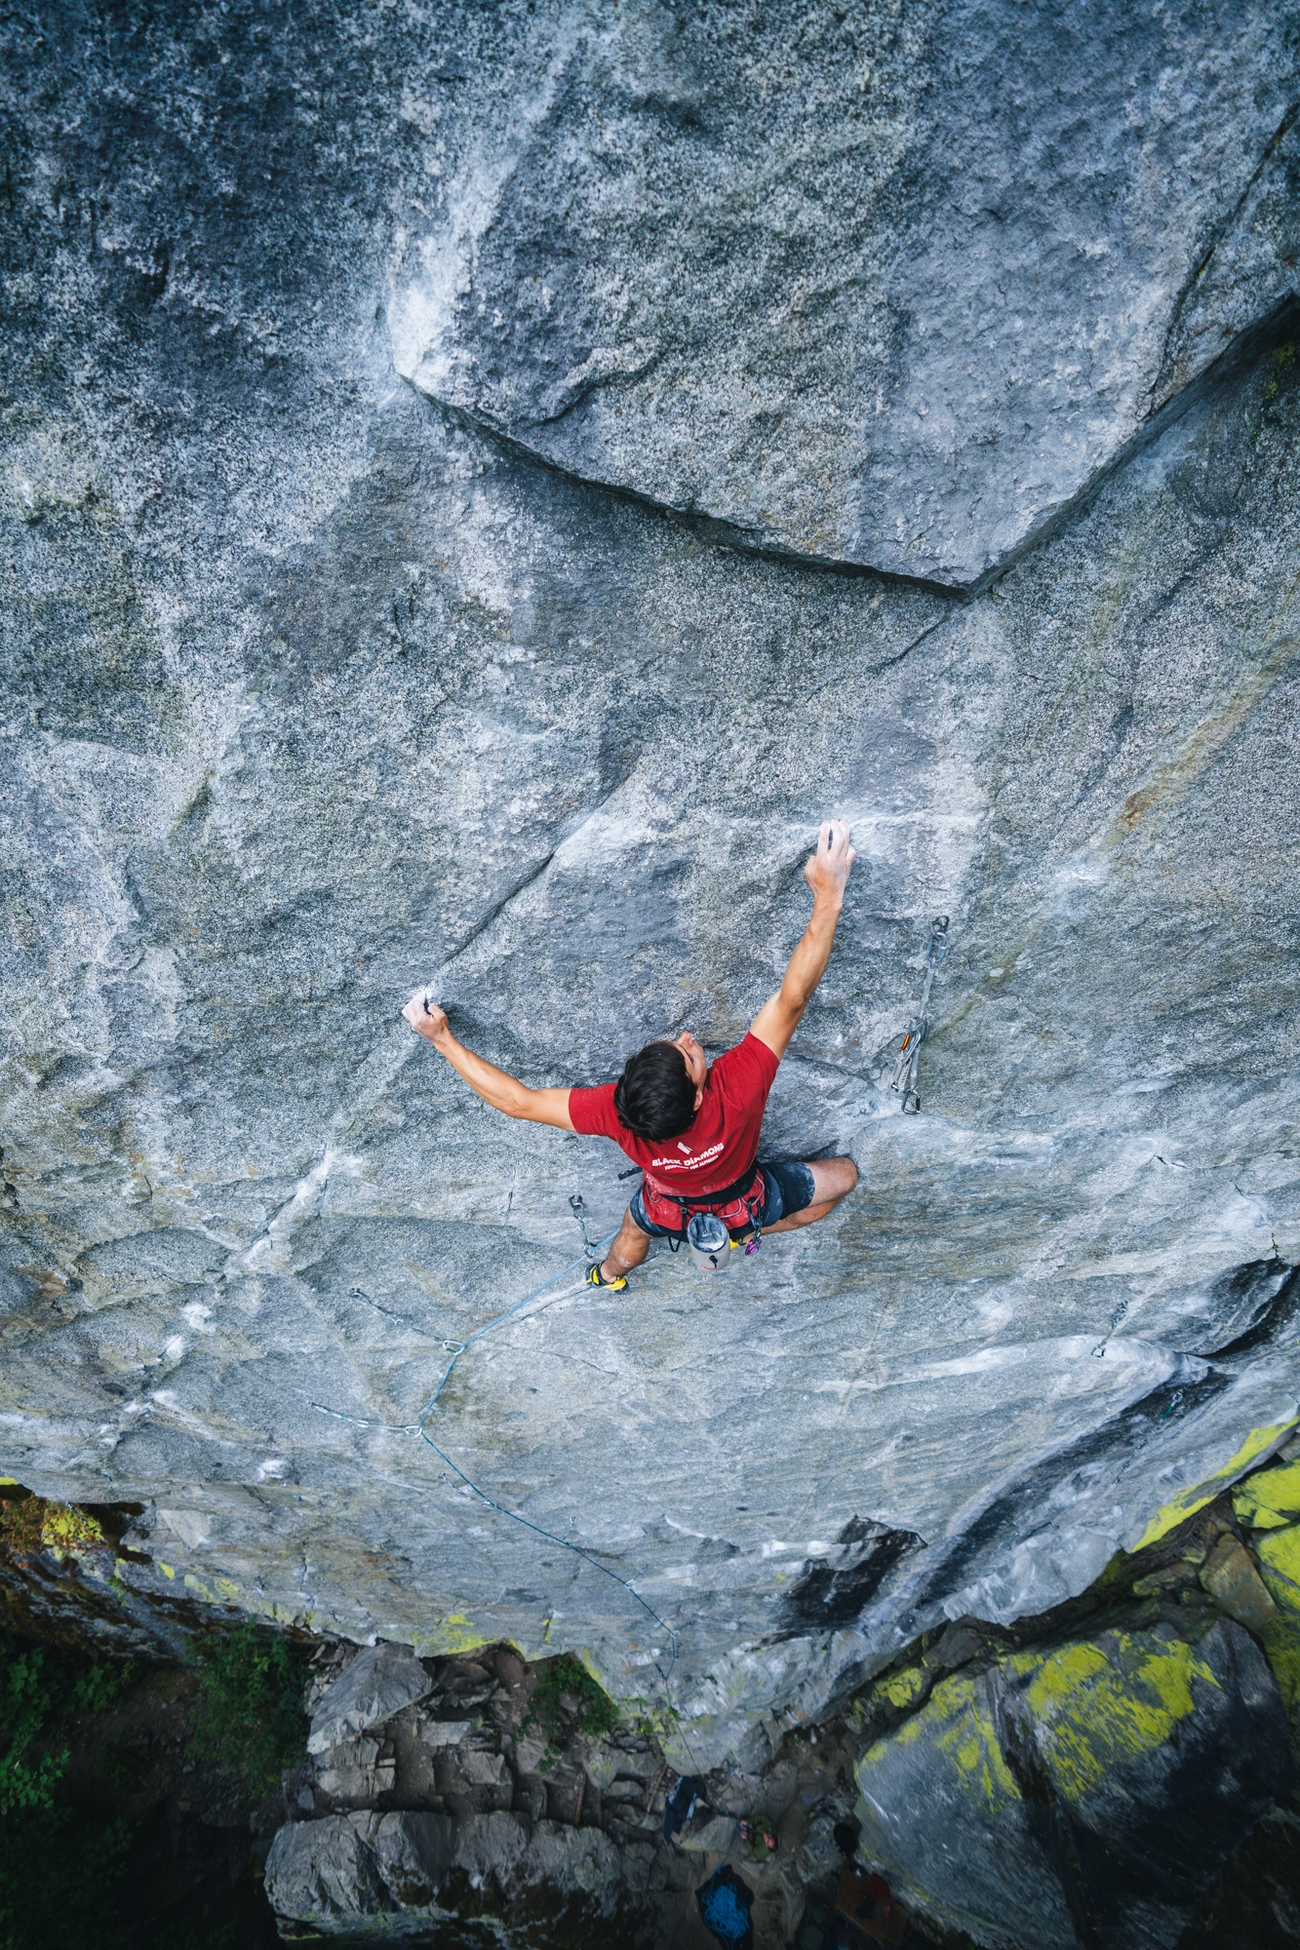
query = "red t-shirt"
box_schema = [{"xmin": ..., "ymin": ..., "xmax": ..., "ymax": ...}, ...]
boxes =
[{"xmin": 568, "ymin": 1033, "xmax": 780, "ymax": 1197}]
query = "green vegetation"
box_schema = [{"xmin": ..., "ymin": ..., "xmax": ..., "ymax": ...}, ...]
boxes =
[
  {"xmin": 0, "ymin": 1643, "xmax": 68, "ymax": 1815},
  {"xmin": 187, "ymin": 1620, "xmax": 307, "ymax": 1796},
  {"xmin": 69, "ymin": 1658, "xmax": 134, "ymax": 1718},
  {"xmin": 0, "ymin": 1617, "xmax": 296, "ymax": 1948},
  {"xmin": 0, "ymin": 1630, "xmax": 136, "ymax": 1948},
  {"xmin": 524, "ymin": 1651, "xmax": 620, "ymax": 1765},
  {"xmin": 0, "ymin": 1633, "xmax": 131, "ymax": 1814}
]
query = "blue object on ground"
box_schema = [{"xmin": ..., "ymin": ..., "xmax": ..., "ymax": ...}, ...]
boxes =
[
  {"xmin": 701, "ymin": 1879, "xmax": 751, "ymax": 1938},
  {"xmin": 697, "ymin": 1864, "xmax": 755, "ymax": 1946}
]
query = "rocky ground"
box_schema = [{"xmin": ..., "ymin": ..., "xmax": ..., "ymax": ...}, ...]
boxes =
[
  {"xmin": 7, "ymin": 1434, "xmax": 1300, "ymax": 1948},
  {"xmin": 3, "ymin": 0, "xmax": 1300, "ymax": 1772}
]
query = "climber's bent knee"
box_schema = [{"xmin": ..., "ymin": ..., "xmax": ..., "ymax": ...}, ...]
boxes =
[
  {"xmin": 760, "ymin": 1156, "xmax": 857, "ymax": 1234},
  {"xmin": 808, "ymin": 1156, "xmax": 858, "ymax": 1204}
]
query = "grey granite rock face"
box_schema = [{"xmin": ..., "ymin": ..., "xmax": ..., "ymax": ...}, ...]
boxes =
[
  {"xmin": 390, "ymin": 0, "xmax": 1300, "ymax": 585},
  {"xmin": 2, "ymin": 0, "xmax": 1300, "ymax": 1784}
]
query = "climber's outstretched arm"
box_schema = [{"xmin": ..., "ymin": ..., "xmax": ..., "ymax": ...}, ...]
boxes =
[
  {"xmin": 749, "ymin": 819, "xmax": 856, "ymax": 1061},
  {"xmin": 401, "ymin": 996, "xmax": 576, "ymax": 1129}
]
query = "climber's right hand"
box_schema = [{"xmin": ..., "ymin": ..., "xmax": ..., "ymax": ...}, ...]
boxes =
[
  {"xmin": 403, "ymin": 991, "xmax": 450, "ymax": 1046},
  {"xmin": 803, "ymin": 818, "xmax": 856, "ymax": 905}
]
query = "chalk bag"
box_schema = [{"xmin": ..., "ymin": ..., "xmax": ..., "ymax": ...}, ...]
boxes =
[{"xmin": 687, "ymin": 1211, "xmax": 732, "ymax": 1273}]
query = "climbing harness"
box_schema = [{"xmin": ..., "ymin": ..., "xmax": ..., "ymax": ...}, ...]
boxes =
[
  {"xmin": 891, "ymin": 916, "xmax": 949, "ymax": 1113},
  {"xmin": 311, "ymin": 1190, "xmax": 702, "ymax": 1772},
  {"xmin": 642, "ymin": 1163, "xmax": 767, "ymax": 1256},
  {"xmin": 618, "ymin": 1160, "xmax": 763, "ymax": 1263}
]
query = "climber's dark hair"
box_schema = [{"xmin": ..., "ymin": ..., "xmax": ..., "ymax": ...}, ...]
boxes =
[{"xmin": 613, "ymin": 1041, "xmax": 697, "ymax": 1141}]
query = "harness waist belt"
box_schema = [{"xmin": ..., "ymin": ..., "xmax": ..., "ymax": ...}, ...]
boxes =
[{"xmin": 645, "ymin": 1162, "xmax": 763, "ymax": 1210}]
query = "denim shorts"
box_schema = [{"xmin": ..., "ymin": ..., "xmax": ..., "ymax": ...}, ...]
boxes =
[{"xmin": 629, "ymin": 1160, "xmax": 818, "ymax": 1238}]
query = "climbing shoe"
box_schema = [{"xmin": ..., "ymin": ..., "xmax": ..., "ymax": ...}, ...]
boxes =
[{"xmin": 586, "ymin": 1262, "xmax": 627, "ymax": 1291}]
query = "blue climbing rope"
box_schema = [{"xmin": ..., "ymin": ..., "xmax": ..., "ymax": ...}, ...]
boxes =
[
  {"xmin": 412, "ymin": 1238, "xmax": 605, "ymax": 1424},
  {"xmin": 312, "ymin": 1205, "xmax": 701, "ymax": 1769}
]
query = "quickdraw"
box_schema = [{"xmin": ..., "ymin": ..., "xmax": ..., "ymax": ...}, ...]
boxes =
[
  {"xmin": 569, "ymin": 1192, "xmax": 595, "ymax": 1257},
  {"xmin": 891, "ymin": 916, "xmax": 949, "ymax": 1114}
]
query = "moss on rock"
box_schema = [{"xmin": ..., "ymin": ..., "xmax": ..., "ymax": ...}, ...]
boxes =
[
  {"xmin": 1234, "ymin": 1462, "xmax": 1300, "ymax": 1533},
  {"xmin": 853, "ymin": 1619, "xmax": 1290, "ymax": 1950}
]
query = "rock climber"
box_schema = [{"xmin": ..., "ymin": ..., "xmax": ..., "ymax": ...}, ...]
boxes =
[{"xmin": 402, "ymin": 819, "xmax": 859, "ymax": 1289}]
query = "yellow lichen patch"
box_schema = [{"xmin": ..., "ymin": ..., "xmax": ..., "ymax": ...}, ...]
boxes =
[
  {"xmin": 1256, "ymin": 1522, "xmax": 1300, "ymax": 1612},
  {"xmin": 40, "ymin": 1503, "xmax": 103, "ymax": 1556},
  {"xmin": 1252, "ymin": 1528, "xmax": 1300, "ymax": 1739},
  {"xmin": 933, "ymin": 1684, "xmax": 1021, "ymax": 1811},
  {"xmin": 420, "ymin": 1613, "xmax": 493, "ymax": 1657},
  {"xmin": 1133, "ymin": 1423, "xmax": 1298, "ymax": 1551},
  {"xmin": 870, "ymin": 1664, "xmax": 928, "ymax": 1711},
  {"xmin": 0, "ymin": 1491, "xmax": 103, "ymax": 1560},
  {"xmin": 1233, "ymin": 1460, "xmax": 1300, "ymax": 1532},
  {"xmin": 859, "ymin": 1673, "xmax": 1021, "ymax": 1816},
  {"xmin": 1234, "ymin": 1505, "xmax": 1292, "ymax": 1532},
  {"xmin": 1014, "ymin": 1640, "xmax": 1108, "ymax": 1702},
  {"xmin": 1025, "ymin": 1633, "xmax": 1216, "ymax": 1803}
]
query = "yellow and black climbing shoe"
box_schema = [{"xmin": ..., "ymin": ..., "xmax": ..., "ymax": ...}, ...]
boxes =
[{"xmin": 587, "ymin": 1262, "xmax": 627, "ymax": 1291}]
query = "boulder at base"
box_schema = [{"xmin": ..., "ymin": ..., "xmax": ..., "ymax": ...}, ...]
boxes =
[
  {"xmin": 307, "ymin": 1642, "xmax": 432, "ymax": 1755},
  {"xmin": 265, "ymin": 1808, "xmax": 648, "ymax": 1938},
  {"xmin": 853, "ymin": 1618, "xmax": 1292, "ymax": 1950}
]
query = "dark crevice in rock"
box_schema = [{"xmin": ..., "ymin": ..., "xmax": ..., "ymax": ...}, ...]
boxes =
[
  {"xmin": 405, "ymin": 382, "xmax": 972, "ymax": 600},
  {"xmin": 436, "ymin": 845, "xmax": 559, "ymax": 973},
  {"xmin": 806, "ymin": 610, "xmax": 956, "ymax": 690},
  {"xmin": 1184, "ymin": 1259, "xmax": 1300, "ymax": 1359},
  {"xmin": 886, "ymin": 1367, "xmax": 1235, "ymax": 1635},
  {"xmin": 1153, "ymin": 100, "xmax": 1300, "ymax": 410},
  {"xmin": 411, "ymin": 297, "xmax": 1300, "ymax": 603},
  {"xmin": 774, "ymin": 1523, "xmax": 924, "ymax": 1640}
]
